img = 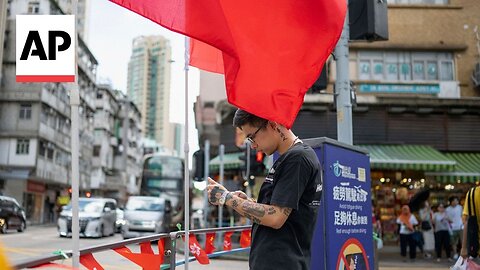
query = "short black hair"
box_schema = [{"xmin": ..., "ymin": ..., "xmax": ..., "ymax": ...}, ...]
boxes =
[
  {"xmin": 448, "ymin": 196, "xmax": 459, "ymax": 203},
  {"xmin": 233, "ymin": 109, "xmax": 267, "ymax": 129}
]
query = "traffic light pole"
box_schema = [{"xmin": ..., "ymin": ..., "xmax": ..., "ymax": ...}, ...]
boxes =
[{"xmin": 335, "ymin": 3, "xmax": 353, "ymax": 145}]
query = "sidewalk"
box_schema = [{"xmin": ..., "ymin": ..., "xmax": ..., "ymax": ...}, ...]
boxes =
[{"xmin": 378, "ymin": 244, "xmax": 455, "ymax": 270}]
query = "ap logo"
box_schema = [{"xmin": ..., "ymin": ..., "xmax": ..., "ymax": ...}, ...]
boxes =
[{"xmin": 16, "ymin": 15, "xmax": 75, "ymax": 82}]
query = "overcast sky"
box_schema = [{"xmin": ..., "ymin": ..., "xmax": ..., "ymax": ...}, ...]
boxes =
[{"xmin": 87, "ymin": 0, "xmax": 200, "ymax": 155}]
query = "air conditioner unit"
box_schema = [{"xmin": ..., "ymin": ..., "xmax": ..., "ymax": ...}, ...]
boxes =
[{"xmin": 473, "ymin": 62, "xmax": 480, "ymax": 89}]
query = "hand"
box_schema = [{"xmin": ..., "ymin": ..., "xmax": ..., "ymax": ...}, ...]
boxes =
[
  {"xmin": 231, "ymin": 190, "xmax": 256, "ymax": 202},
  {"xmin": 460, "ymin": 248, "xmax": 468, "ymax": 259},
  {"xmin": 207, "ymin": 178, "xmax": 228, "ymax": 205}
]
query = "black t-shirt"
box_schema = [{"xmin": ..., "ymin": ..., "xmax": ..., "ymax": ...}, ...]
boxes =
[{"xmin": 249, "ymin": 142, "xmax": 322, "ymax": 270}]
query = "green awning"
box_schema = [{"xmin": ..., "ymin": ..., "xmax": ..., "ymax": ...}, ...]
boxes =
[
  {"xmin": 426, "ymin": 152, "xmax": 480, "ymax": 183},
  {"xmin": 209, "ymin": 152, "xmax": 243, "ymax": 172},
  {"xmin": 359, "ymin": 145, "xmax": 456, "ymax": 171}
]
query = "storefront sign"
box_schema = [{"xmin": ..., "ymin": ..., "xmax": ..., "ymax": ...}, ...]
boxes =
[
  {"xmin": 359, "ymin": 83, "xmax": 440, "ymax": 94},
  {"xmin": 310, "ymin": 142, "xmax": 373, "ymax": 270},
  {"xmin": 27, "ymin": 180, "xmax": 45, "ymax": 193}
]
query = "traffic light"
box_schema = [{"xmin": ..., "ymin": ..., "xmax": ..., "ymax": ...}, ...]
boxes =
[
  {"xmin": 349, "ymin": 0, "xmax": 388, "ymax": 41},
  {"xmin": 193, "ymin": 149, "xmax": 205, "ymax": 181},
  {"xmin": 309, "ymin": 66, "xmax": 327, "ymax": 93}
]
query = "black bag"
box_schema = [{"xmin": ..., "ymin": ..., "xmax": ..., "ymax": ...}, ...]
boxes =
[
  {"xmin": 467, "ymin": 187, "xmax": 479, "ymax": 258},
  {"xmin": 421, "ymin": 220, "xmax": 432, "ymax": 231}
]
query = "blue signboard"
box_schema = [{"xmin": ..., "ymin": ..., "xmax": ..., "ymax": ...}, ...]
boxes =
[
  {"xmin": 359, "ymin": 83, "xmax": 440, "ymax": 94},
  {"xmin": 308, "ymin": 138, "xmax": 373, "ymax": 270}
]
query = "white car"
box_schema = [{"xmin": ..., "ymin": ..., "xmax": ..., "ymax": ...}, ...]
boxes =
[{"xmin": 57, "ymin": 198, "xmax": 117, "ymax": 238}]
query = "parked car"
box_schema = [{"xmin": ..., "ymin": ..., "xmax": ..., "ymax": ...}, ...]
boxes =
[
  {"xmin": 115, "ymin": 208, "xmax": 125, "ymax": 233},
  {"xmin": 122, "ymin": 196, "xmax": 172, "ymax": 239},
  {"xmin": 0, "ymin": 196, "xmax": 26, "ymax": 233},
  {"xmin": 57, "ymin": 198, "xmax": 117, "ymax": 238}
]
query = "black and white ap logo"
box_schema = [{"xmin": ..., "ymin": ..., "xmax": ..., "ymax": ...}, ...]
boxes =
[{"xmin": 16, "ymin": 15, "xmax": 75, "ymax": 82}]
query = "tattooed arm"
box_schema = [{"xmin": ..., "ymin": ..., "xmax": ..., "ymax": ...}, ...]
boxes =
[{"xmin": 207, "ymin": 178, "xmax": 291, "ymax": 229}]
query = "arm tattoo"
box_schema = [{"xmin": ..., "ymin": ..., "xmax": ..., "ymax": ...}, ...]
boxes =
[
  {"xmin": 267, "ymin": 207, "xmax": 276, "ymax": 215},
  {"xmin": 242, "ymin": 201, "xmax": 265, "ymax": 217},
  {"xmin": 231, "ymin": 199, "xmax": 239, "ymax": 208},
  {"xmin": 225, "ymin": 192, "xmax": 233, "ymax": 203},
  {"xmin": 209, "ymin": 186, "xmax": 223, "ymax": 204},
  {"xmin": 282, "ymin": 208, "xmax": 292, "ymax": 216}
]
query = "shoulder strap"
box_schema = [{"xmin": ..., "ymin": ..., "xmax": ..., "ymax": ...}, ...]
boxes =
[
  {"xmin": 473, "ymin": 187, "xmax": 477, "ymax": 216},
  {"xmin": 469, "ymin": 187, "xmax": 476, "ymax": 217}
]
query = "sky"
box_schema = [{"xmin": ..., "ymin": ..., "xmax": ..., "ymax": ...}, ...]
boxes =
[{"xmin": 86, "ymin": 0, "xmax": 200, "ymax": 157}]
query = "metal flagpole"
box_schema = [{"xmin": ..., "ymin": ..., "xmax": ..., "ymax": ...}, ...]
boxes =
[
  {"xmin": 183, "ymin": 36, "xmax": 190, "ymax": 270},
  {"xmin": 203, "ymin": 139, "xmax": 210, "ymax": 228},
  {"xmin": 217, "ymin": 145, "xmax": 224, "ymax": 228},
  {"xmin": 70, "ymin": 0, "xmax": 80, "ymax": 267},
  {"xmin": 334, "ymin": 0, "xmax": 353, "ymax": 145}
]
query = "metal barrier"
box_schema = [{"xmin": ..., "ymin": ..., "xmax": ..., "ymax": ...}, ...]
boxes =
[{"xmin": 13, "ymin": 225, "xmax": 251, "ymax": 269}]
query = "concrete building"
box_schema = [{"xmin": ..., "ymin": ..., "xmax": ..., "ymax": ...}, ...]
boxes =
[
  {"xmin": 57, "ymin": 0, "xmax": 90, "ymax": 39},
  {"xmin": 91, "ymin": 85, "xmax": 143, "ymax": 205},
  {"xmin": 0, "ymin": 0, "xmax": 6, "ymax": 84},
  {"xmin": 0, "ymin": 0, "xmax": 97, "ymax": 224},
  {"xmin": 127, "ymin": 35, "xmax": 174, "ymax": 152},
  {"xmin": 172, "ymin": 122, "xmax": 184, "ymax": 158}
]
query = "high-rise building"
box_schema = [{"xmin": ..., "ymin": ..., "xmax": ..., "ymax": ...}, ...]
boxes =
[{"xmin": 127, "ymin": 35, "xmax": 174, "ymax": 151}]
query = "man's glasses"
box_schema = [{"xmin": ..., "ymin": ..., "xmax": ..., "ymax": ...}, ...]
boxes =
[{"xmin": 245, "ymin": 121, "xmax": 267, "ymax": 144}]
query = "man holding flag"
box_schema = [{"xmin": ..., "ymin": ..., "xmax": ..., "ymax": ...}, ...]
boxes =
[{"xmin": 207, "ymin": 109, "xmax": 323, "ymax": 270}]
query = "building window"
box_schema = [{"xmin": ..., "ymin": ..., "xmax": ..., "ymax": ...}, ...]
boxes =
[
  {"xmin": 27, "ymin": 1, "xmax": 40, "ymax": 14},
  {"xmin": 19, "ymin": 104, "xmax": 32, "ymax": 120},
  {"xmin": 16, "ymin": 139, "xmax": 30, "ymax": 155},
  {"xmin": 93, "ymin": 146, "xmax": 101, "ymax": 157},
  {"xmin": 357, "ymin": 51, "xmax": 454, "ymax": 82}
]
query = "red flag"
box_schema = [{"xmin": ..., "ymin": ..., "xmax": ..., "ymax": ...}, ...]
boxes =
[
  {"xmin": 113, "ymin": 246, "xmax": 164, "ymax": 270},
  {"xmin": 183, "ymin": 234, "xmax": 210, "ymax": 264},
  {"xmin": 79, "ymin": 253, "xmax": 104, "ymax": 270},
  {"xmin": 110, "ymin": 0, "xmax": 346, "ymax": 128},
  {"xmin": 240, "ymin": 229, "xmax": 252, "ymax": 248},
  {"xmin": 190, "ymin": 40, "xmax": 224, "ymax": 74},
  {"xmin": 204, "ymin": 232, "xmax": 216, "ymax": 254},
  {"xmin": 223, "ymin": 231, "xmax": 234, "ymax": 251}
]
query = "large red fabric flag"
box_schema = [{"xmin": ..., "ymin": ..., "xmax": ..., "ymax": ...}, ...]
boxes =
[
  {"xmin": 190, "ymin": 40, "xmax": 224, "ymax": 74},
  {"xmin": 110, "ymin": 0, "xmax": 346, "ymax": 128}
]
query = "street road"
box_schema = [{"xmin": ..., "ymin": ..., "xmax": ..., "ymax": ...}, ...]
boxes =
[{"xmin": 1, "ymin": 225, "xmax": 249, "ymax": 269}]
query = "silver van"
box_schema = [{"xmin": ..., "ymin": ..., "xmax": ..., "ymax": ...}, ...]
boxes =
[
  {"xmin": 122, "ymin": 196, "xmax": 172, "ymax": 239},
  {"xmin": 57, "ymin": 198, "xmax": 117, "ymax": 238}
]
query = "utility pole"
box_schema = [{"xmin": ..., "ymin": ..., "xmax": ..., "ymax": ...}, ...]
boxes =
[
  {"xmin": 335, "ymin": 3, "xmax": 353, "ymax": 145},
  {"xmin": 203, "ymin": 140, "xmax": 210, "ymax": 228}
]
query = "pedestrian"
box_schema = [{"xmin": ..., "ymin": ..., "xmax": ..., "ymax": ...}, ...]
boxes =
[
  {"xmin": 207, "ymin": 109, "xmax": 322, "ymax": 270},
  {"xmin": 446, "ymin": 196, "xmax": 464, "ymax": 260},
  {"xmin": 396, "ymin": 205, "xmax": 418, "ymax": 262},
  {"xmin": 432, "ymin": 202, "xmax": 452, "ymax": 262},
  {"xmin": 461, "ymin": 187, "xmax": 480, "ymax": 260},
  {"xmin": 419, "ymin": 201, "xmax": 434, "ymax": 259}
]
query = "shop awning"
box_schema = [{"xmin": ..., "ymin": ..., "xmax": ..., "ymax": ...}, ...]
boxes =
[
  {"xmin": 359, "ymin": 145, "xmax": 456, "ymax": 171},
  {"xmin": 209, "ymin": 152, "xmax": 243, "ymax": 172},
  {"xmin": 425, "ymin": 152, "xmax": 480, "ymax": 183}
]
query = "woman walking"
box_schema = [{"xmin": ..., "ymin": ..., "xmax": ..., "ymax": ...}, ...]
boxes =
[
  {"xmin": 432, "ymin": 203, "xmax": 452, "ymax": 262},
  {"xmin": 419, "ymin": 201, "xmax": 434, "ymax": 258},
  {"xmin": 397, "ymin": 205, "xmax": 418, "ymax": 261}
]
